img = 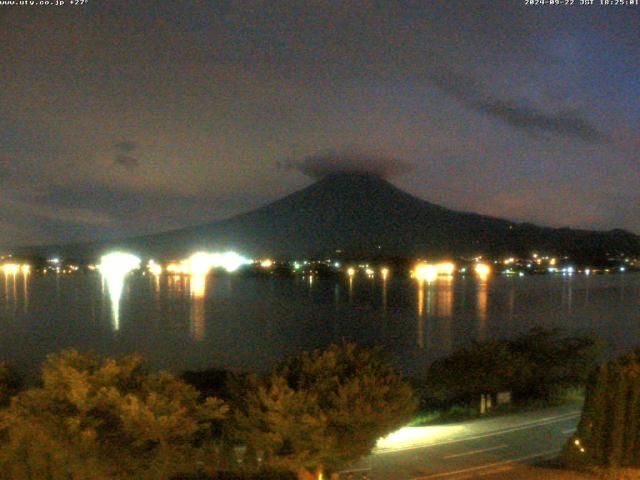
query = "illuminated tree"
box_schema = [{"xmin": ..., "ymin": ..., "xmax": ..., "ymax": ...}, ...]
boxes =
[
  {"xmin": 232, "ymin": 343, "xmax": 417, "ymax": 479},
  {"xmin": 0, "ymin": 350, "xmax": 228, "ymax": 480}
]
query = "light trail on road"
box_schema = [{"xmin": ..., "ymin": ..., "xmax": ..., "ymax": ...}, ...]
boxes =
[{"xmin": 341, "ymin": 406, "xmax": 582, "ymax": 480}]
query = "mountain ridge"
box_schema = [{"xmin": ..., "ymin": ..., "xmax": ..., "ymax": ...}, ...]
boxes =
[{"xmin": 12, "ymin": 173, "xmax": 640, "ymax": 260}]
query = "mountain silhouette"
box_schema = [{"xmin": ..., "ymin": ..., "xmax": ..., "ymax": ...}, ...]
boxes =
[
  {"xmin": 16, "ymin": 173, "xmax": 640, "ymax": 260},
  {"xmin": 118, "ymin": 173, "xmax": 640, "ymax": 260}
]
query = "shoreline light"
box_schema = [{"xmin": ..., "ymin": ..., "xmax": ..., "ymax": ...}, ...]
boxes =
[
  {"xmin": 147, "ymin": 260, "xmax": 162, "ymax": 276},
  {"xmin": 413, "ymin": 263, "xmax": 437, "ymax": 283},
  {"xmin": 474, "ymin": 263, "xmax": 491, "ymax": 279},
  {"xmin": 381, "ymin": 267, "xmax": 389, "ymax": 280}
]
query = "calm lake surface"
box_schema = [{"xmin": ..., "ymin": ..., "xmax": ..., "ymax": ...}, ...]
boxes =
[{"xmin": 1, "ymin": 271, "xmax": 639, "ymax": 377}]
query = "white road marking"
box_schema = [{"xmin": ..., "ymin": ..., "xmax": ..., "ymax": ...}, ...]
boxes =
[
  {"xmin": 443, "ymin": 444, "xmax": 508, "ymax": 459},
  {"xmin": 337, "ymin": 467, "xmax": 371, "ymax": 474},
  {"xmin": 562, "ymin": 428, "xmax": 576, "ymax": 435},
  {"xmin": 411, "ymin": 449, "xmax": 560, "ymax": 479}
]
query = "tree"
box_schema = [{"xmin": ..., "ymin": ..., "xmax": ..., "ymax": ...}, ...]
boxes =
[
  {"xmin": 424, "ymin": 329, "xmax": 604, "ymax": 407},
  {"xmin": 426, "ymin": 340, "xmax": 531, "ymax": 405},
  {"xmin": 0, "ymin": 361, "xmax": 21, "ymax": 407},
  {"xmin": 0, "ymin": 350, "xmax": 228, "ymax": 480},
  {"xmin": 562, "ymin": 350, "xmax": 640, "ymax": 470},
  {"xmin": 232, "ymin": 343, "xmax": 417, "ymax": 479}
]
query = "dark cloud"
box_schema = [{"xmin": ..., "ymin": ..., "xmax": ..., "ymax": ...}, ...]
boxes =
[
  {"xmin": 426, "ymin": 67, "xmax": 609, "ymax": 144},
  {"xmin": 283, "ymin": 150, "xmax": 414, "ymax": 180},
  {"xmin": 113, "ymin": 141, "xmax": 140, "ymax": 170},
  {"xmin": 475, "ymin": 101, "xmax": 609, "ymax": 144},
  {"xmin": 33, "ymin": 183, "xmax": 271, "ymax": 239}
]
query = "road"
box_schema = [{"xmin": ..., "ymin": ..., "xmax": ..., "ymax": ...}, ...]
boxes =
[{"xmin": 338, "ymin": 405, "xmax": 581, "ymax": 480}]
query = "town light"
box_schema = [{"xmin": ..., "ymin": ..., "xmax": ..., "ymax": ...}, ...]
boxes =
[
  {"xmin": 413, "ymin": 263, "xmax": 437, "ymax": 283},
  {"xmin": 474, "ymin": 263, "xmax": 491, "ymax": 279},
  {"xmin": 437, "ymin": 262, "xmax": 456, "ymax": 276},
  {"xmin": 147, "ymin": 260, "xmax": 162, "ymax": 276}
]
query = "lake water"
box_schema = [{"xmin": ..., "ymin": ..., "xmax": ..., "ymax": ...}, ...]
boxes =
[{"xmin": 1, "ymin": 271, "xmax": 639, "ymax": 377}]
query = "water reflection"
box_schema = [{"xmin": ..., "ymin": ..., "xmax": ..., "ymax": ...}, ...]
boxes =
[
  {"xmin": 189, "ymin": 274, "xmax": 207, "ymax": 342},
  {"xmin": 435, "ymin": 276, "xmax": 453, "ymax": 352},
  {"xmin": 562, "ymin": 277, "xmax": 574, "ymax": 315},
  {"xmin": 507, "ymin": 287, "xmax": 515, "ymax": 323},
  {"xmin": 0, "ymin": 267, "xmax": 638, "ymax": 377},
  {"xmin": 436, "ymin": 276, "xmax": 453, "ymax": 318},
  {"xmin": 381, "ymin": 274, "xmax": 388, "ymax": 312},
  {"xmin": 100, "ymin": 252, "xmax": 140, "ymax": 331},
  {"xmin": 22, "ymin": 270, "xmax": 29, "ymax": 312},
  {"xmin": 1, "ymin": 268, "xmax": 30, "ymax": 314},
  {"xmin": 417, "ymin": 281, "xmax": 425, "ymax": 349},
  {"xmin": 415, "ymin": 278, "xmax": 436, "ymax": 349},
  {"xmin": 477, "ymin": 279, "xmax": 489, "ymax": 340},
  {"xmin": 104, "ymin": 274, "xmax": 126, "ymax": 331}
]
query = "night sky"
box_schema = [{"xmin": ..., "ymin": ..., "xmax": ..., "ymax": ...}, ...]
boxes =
[{"xmin": 1, "ymin": 1, "xmax": 638, "ymax": 247}]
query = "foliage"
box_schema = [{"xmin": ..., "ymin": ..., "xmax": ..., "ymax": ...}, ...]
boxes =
[
  {"xmin": 174, "ymin": 470, "xmax": 296, "ymax": 480},
  {"xmin": 232, "ymin": 343, "xmax": 417, "ymax": 478},
  {"xmin": 0, "ymin": 361, "xmax": 21, "ymax": 407},
  {"xmin": 0, "ymin": 350, "xmax": 228, "ymax": 480},
  {"xmin": 562, "ymin": 350, "xmax": 640, "ymax": 469},
  {"xmin": 424, "ymin": 328, "xmax": 603, "ymax": 407}
]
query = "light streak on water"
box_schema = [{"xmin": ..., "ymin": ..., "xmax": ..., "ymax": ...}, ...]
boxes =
[
  {"xmin": 99, "ymin": 252, "xmax": 140, "ymax": 331},
  {"xmin": 189, "ymin": 273, "xmax": 207, "ymax": 341}
]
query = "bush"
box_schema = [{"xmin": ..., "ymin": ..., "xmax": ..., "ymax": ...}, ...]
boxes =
[{"xmin": 0, "ymin": 351, "xmax": 228, "ymax": 480}]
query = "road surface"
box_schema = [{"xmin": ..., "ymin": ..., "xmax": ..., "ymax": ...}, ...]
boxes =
[{"xmin": 339, "ymin": 405, "xmax": 581, "ymax": 480}]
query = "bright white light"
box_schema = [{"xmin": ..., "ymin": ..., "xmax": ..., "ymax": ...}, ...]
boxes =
[
  {"xmin": 100, "ymin": 252, "xmax": 140, "ymax": 277},
  {"xmin": 414, "ymin": 263, "xmax": 437, "ymax": 283},
  {"xmin": 375, "ymin": 424, "xmax": 467, "ymax": 453},
  {"xmin": 214, "ymin": 251, "xmax": 251, "ymax": 272},
  {"xmin": 2, "ymin": 264, "xmax": 20, "ymax": 275},
  {"xmin": 147, "ymin": 260, "xmax": 162, "ymax": 276},
  {"xmin": 100, "ymin": 252, "xmax": 140, "ymax": 330},
  {"xmin": 437, "ymin": 262, "xmax": 456, "ymax": 276},
  {"xmin": 188, "ymin": 252, "xmax": 216, "ymax": 276}
]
